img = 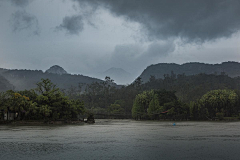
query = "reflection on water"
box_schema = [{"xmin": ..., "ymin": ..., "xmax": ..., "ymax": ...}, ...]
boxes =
[{"xmin": 1, "ymin": 120, "xmax": 240, "ymax": 160}]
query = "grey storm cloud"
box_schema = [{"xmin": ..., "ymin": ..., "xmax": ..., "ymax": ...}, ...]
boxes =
[
  {"xmin": 11, "ymin": 0, "xmax": 31, "ymax": 7},
  {"xmin": 74, "ymin": 0, "xmax": 240, "ymax": 43},
  {"xmin": 56, "ymin": 15, "xmax": 84, "ymax": 35},
  {"xmin": 10, "ymin": 10, "xmax": 40, "ymax": 35}
]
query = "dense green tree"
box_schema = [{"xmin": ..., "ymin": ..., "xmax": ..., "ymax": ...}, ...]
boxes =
[
  {"xmin": 199, "ymin": 89, "xmax": 238, "ymax": 119},
  {"xmin": 164, "ymin": 100, "xmax": 189, "ymax": 120},
  {"xmin": 35, "ymin": 79, "xmax": 85, "ymax": 120},
  {"xmin": 0, "ymin": 90, "xmax": 36, "ymax": 120},
  {"xmin": 148, "ymin": 94, "xmax": 162, "ymax": 119},
  {"xmin": 132, "ymin": 90, "xmax": 185, "ymax": 120},
  {"xmin": 132, "ymin": 90, "xmax": 154, "ymax": 119}
]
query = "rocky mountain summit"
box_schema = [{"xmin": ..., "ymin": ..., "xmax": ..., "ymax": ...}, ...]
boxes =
[{"xmin": 45, "ymin": 65, "xmax": 68, "ymax": 75}]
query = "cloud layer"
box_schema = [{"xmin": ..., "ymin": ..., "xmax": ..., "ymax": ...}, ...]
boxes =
[
  {"xmin": 10, "ymin": 10, "xmax": 40, "ymax": 35},
  {"xmin": 56, "ymin": 15, "xmax": 84, "ymax": 35},
  {"xmin": 11, "ymin": 0, "xmax": 31, "ymax": 7},
  {"xmin": 74, "ymin": 0, "xmax": 240, "ymax": 43}
]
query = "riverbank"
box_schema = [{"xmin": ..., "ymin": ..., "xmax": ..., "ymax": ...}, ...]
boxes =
[
  {"xmin": 0, "ymin": 120, "xmax": 86, "ymax": 125},
  {"xmin": 1, "ymin": 117, "xmax": 239, "ymax": 126}
]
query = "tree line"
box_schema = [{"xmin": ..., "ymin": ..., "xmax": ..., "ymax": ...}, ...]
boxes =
[
  {"xmin": 132, "ymin": 89, "xmax": 239, "ymax": 120},
  {"xmin": 1, "ymin": 73, "xmax": 240, "ymax": 121},
  {"xmin": 65, "ymin": 73, "xmax": 240, "ymax": 120}
]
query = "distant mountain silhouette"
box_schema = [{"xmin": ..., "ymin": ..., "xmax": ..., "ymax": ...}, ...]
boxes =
[
  {"xmin": 139, "ymin": 61, "xmax": 240, "ymax": 83},
  {"xmin": 99, "ymin": 67, "xmax": 134, "ymax": 85},
  {"xmin": 0, "ymin": 66, "xmax": 105, "ymax": 91}
]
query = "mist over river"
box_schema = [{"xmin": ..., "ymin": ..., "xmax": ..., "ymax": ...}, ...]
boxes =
[{"xmin": 1, "ymin": 120, "xmax": 240, "ymax": 160}]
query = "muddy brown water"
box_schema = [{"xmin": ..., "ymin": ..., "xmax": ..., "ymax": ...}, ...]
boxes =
[{"xmin": 0, "ymin": 120, "xmax": 240, "ymax": 160}]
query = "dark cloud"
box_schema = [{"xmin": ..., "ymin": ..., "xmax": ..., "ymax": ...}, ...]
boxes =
[
  {"xmin": 74, "ymin": 0, "xmax": 240, "ymax": 43},
  {"xmin": 11, "ymin": 0, "xmax": 31, "ymax": 7},
  {"xmin": 10, "ymin": 10, "xmax": 40, "ymax": 35},
  {"xmin": 56, "ymin": 15, "xmax": 84, "ymax": 35}
]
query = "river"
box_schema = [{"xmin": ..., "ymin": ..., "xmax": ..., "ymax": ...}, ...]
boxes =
[{"xmin": 0, "ymin": 120, "xmax": 240, "ymax": 160}]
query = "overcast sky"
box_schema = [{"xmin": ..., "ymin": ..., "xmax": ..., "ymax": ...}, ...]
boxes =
[{"xmin": 0, "ymin": 0, "xmax": 240, "ymax": 79}]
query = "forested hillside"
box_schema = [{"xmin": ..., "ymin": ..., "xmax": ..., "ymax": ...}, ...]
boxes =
[
  {"xmin": 66, "ymin": 73, "xmax": 240, "ymax": 120},
  {"xmin": 139, "ymin": 61, "xmax": 240, "ymax": 83},
  {"xmin": 142, "ymin": 73, "xmax": 240, "ymax": 102},
  {"xmin": 1, "ymin": 67, "xmax": 240, "ymax": 120},
  {"xmin": 0, "ymin": 68, "xmax": 105, "ymax": 91},
  {"xmin": 2, "ymin": 63, "xmax": 240, "ymax": 120}
]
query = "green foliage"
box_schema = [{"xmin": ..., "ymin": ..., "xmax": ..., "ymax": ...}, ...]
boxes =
[
  {"xmin": 155, "ymin": 90, "xmax": 177, "ymax": 106},
  {"xmin": 108, "ymin": 104, "xmax": 124, "ymax": 114},
  {"xmin": 132, "ymin": 96, "xmax": 145, "ymax": 119},
  {"xmin": 131, "ymin": 90, "xmax": 188, "ymax": 120},
  {"xmin": 148, "ymin": 94, "xmax": 162, "ymax": 119},
  {"xmin": 0, "ymin": 79, "xmax": 85, "ymax": 121},
  {"xmin": 143, "ymin": 73, "xmax": 240, "ymax": 102},
  {"xmin": 132, "ymin": 90, "xmax": 154, "ymax": 119},
  {"xmin": 59, "ymin": 73, "xmax": 240, "ymax": 121},
  {"xmin": 36, "ymin": 78, "xmax": 59, "ymax": 95},
  {"xmin": 199, "ymin": 89, "xmax": 238, "ymax": 119}
]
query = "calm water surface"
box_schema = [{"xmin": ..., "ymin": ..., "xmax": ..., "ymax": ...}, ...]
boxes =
[{"xmin": 1, "ymin": 120, "xmax": 240, "ymax": 160}]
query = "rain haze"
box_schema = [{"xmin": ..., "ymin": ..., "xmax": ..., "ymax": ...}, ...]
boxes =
[
  {"xmin": 2, "ymin": 1, "xmax": 240, "ymax": 160},
  {"xmin": 0, "ymin": 0, "xmax": 240, "ymax": 83}
]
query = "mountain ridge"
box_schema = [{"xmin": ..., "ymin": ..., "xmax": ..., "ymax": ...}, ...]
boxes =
[
  {"xmin": 139, "ymin": 61, "xmax": 240, "ymax": 83},
  {"xmin": 0, "ymin": 66, "xmax": 105, "ymax": 91}
]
